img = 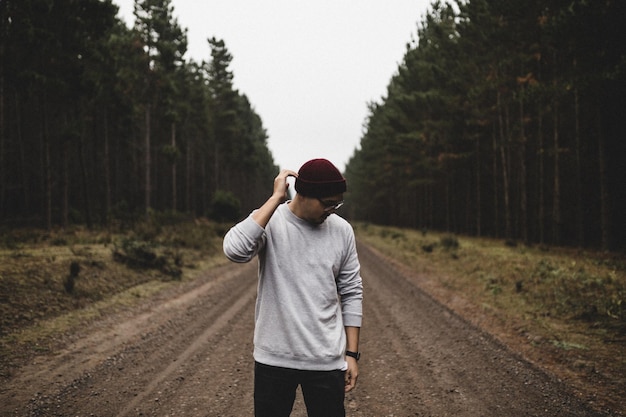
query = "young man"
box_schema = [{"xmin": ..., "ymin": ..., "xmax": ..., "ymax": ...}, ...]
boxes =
[{"xmin": 223, "ymin": 158, "xmax": 363, "ymax": 417}]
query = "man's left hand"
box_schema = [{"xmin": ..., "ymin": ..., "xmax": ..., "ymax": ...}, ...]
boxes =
[{"xmin": 344, "ymin": 357, "xmax": 359, "ymax": 392}]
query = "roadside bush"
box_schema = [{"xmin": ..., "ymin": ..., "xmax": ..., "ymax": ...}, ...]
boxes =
[
  {"xmin": 132, "ymin": 211, "xmax": 162, "ymax": 241},
  {"xmin": 1, "ymin": 232, "xmax": 19, "ymax": 249},
  {"xmin": 109, "ymin": 200, "xmax": 140, "ymax": 230},
  {"xmin": 422, "ymin": 243, "xmax": 435, "ymax": 253},
  {"xmin": 440, "ymin": 235, "xmax": 459, "ymax": 250},
  {"xmin": 531, "ymin": 259, "xmax": 626, "ymax": 324},
  {"xmin": 0, "ymin": 229, "xmax": 41, "ymax": 248},
  {"xmin": 209, "ymin": 190, "xmax": 241, "ymax": 223},
  {"xmin": 112, "ymin": 238, "xmax": 182, "ymax": 279}
]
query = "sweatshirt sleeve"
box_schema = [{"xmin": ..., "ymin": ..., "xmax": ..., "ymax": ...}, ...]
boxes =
[
  {"xmin": 336, "ymin": 227, "xmax": 363, "ymax": 328},
  {"xmin": 223, "ymin": 214, "xmax": 266, "ymax": 263}
]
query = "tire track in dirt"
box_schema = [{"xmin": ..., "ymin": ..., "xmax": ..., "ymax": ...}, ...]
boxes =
[
  {"xmin": 2, "ymin": 242, "xmax": 613, "ymax": 416},
  {"xmin": 130, "ymin": 292, "xmax": 257, "ymax": 416},
  {"xmin": 116, "ymin": 277, "xmax": 257, "ymax": 417},
  {"xmin": 77, "ymin": 262, "xmax": 256, "ymax": 417},
  {"xmin": 7, "ymin": 262, "xmax": 258, "ymax": 416},
  {"xmin": 3, "ymin": 262, "xmax": 252, "ymax": 413}
]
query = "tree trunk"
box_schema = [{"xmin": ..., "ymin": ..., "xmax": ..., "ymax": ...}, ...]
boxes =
[
  {"xmin": 185, "ymin": 138, "xmax": 192, "ymax": 213},
  {"xmin": 144, "ymin": 106, "xmax": 151, "ymax": 216},
  {"xmin": 201, "ymin": 157, "xmax": 208, "ymax": 215},
  {"xmin": 574, "ymin": 86, "xmax": 584, "ymax": 247},
  {"xmin": 214, "ymin": 140, "xmax": 219, "ymax": 192},
  {"xmin": 597, "ymin": 108, "xmax": 610, "ymax": 250},
  {"xmin": 518, "ymin": 91, "xmax": 528, "ymax": 244},
  {"xmin": 62, "ymin": 138, "xmax": 69, "ymax": 229},
  {"xmin": 492, "ymin": 127, "xmax": 499, "ymax": 238},
  {"xmin": 171, "ymin": 122, "xmax": 177, "ymax": 211},
  {"xmin": 475, "ymin": 135, "xmax": 481, "ymax": 236},
  {"xmin": 43, "ymin": 104, "xmax": 52, "ymax": 231},
  {"xmin": 538, "ymin": 108, "xmax": 545, "ymax": 245},
  {"xmin": 78, "ymin": 127, "xmax": 93, "ymax": 229},
  {"xmin": 497, "ymin": 90, "xmax": 512, "ymax": 239},
  {"xmin": 15, "ymin": 93, "xmax": 27, "ymax": 212},
  {"xmin": 427, "ymin": 183, "xmax": 434, "ymax": 231},
  {"xmin": 445, "ymin": 176, "xmax": 450, "ymax": 232},
  {"xmin": 552, "ymin": 103, "xmax": 561, "ymax": 245},
  {"xmin": 103, "ymin": 108, "xmax": 112, "ymax": 226},
  {"xmin": 0, "ymin": 69, "xmax": 4, "ymax": 215}
]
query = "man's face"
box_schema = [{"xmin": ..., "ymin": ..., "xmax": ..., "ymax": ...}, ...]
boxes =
[{"xmin": 309, "ymin": 194, "xmax": 344, "ymax": 224}]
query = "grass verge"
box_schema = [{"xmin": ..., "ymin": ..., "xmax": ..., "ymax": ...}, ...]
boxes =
[
  {"xmin": 354, "ymin": 223, "xmax": 625, "ymax": 414},
  {"xmin": 0, "ymin": 219, "xmax": 229, "ymax": 375}
]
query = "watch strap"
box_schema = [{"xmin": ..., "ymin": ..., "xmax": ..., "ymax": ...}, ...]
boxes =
[{"xmin": 345, "ymin": 350, "xmax": 361, "ymax": 361}]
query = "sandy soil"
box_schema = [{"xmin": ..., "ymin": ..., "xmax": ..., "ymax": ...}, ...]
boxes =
[{"xmin": 0, "ymin": 242, "xmax": 616, "ymax": 416}]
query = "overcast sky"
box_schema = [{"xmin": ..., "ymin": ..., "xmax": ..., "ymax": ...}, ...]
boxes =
[{"xmin": 114, "ymin": 0, "xmax": 432, "ymax": 172}]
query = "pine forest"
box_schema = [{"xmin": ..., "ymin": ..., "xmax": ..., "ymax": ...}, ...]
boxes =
[
  {"xmin": 344, "ymin": 0, "xmax": 625, "ymax": 251},
  {"xmin": 1, "ymin": 0, "xmax": 625, "ymax": 252},
  {"xmin": 1, "ymin": 0, "xmax": 277, "ymax": 229}
]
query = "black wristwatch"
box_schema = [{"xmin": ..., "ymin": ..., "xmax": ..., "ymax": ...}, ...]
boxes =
[{"xmin": 345, "ymin": 350, "xmax": 361, "ymax": 361}]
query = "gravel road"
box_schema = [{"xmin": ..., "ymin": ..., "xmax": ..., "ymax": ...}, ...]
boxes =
[{"xmin": 0, "ymin": 242, "xmax": 608, "ymax": 416}]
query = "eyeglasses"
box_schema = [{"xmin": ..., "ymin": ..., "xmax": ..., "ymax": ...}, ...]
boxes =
[{"xmin": 317, "ymin": 199, "xmax": 344, "ymax": 212}]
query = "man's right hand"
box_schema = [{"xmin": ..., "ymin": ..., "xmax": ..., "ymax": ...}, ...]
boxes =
[
  {"xmin": 252, "ymin": 169, "xmax": 298, "ymax": 228},
  {"xmin": 272, "ymin": 169, "xmax": 298, "ymax": 201}
]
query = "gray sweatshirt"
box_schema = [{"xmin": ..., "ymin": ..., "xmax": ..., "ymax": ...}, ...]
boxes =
[{"xmin": 223, "ymin": 202, "xmax": 363, "ymax": 371}]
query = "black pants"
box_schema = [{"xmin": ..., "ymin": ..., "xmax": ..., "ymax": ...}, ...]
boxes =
[{"xmin": 254, "ymin": 362, "xmax": 346, "ymax": 417}]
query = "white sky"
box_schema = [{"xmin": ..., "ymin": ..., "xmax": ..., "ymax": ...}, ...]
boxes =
[{"xmin": 114, "ymin": 0, "xmax": 431, "ymax": 172}]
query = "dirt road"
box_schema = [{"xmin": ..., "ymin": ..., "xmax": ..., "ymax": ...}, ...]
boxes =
[{"xmin": 1, "ymin": 242, "xmax": 609, "ymax": 416}]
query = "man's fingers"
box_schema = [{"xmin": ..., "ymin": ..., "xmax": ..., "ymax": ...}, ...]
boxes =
[{"xmin": 344, "ymin": 371, "xmax": 358, "ymax": 392}]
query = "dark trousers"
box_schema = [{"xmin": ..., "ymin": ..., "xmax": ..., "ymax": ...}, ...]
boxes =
[{"xmin": 254, "ymin": 362, "xmax": 346, "ymax": 417}]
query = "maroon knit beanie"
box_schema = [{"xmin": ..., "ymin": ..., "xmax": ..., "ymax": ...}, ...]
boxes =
[{"xmin": 295, "ymin": 158, "xmax": 347, "ymax": 198}]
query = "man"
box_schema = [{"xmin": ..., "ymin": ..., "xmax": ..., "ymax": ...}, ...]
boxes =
[{"xmin": 223, "ymin": 158, "xmax": 363, "ymax": 417}]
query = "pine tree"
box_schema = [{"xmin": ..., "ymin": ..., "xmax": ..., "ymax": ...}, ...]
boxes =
[{"xmin": 133, "ymin": 0, "xmax": 187, "ymax": 215}]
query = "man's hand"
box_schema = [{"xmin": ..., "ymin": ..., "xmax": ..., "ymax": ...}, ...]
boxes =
[
  {"xmin": 344, "ymin": 326, "xmax": 361, "ymax": 392},
  {"xmin": 252, "ymin": 169, "xmax": 298, "ymax": 228},
  {"xmin": 344, "ymin": 357, "xmax": 359, "ymax": 392},
  {"xmin": 272, "ymin": 169, "xmax": 298, "ymax": 201}
]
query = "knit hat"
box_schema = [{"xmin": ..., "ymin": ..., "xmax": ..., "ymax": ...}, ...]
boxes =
[{"xmin": 295, "ymin": 158, "xmax": 347, "ymax": 198}]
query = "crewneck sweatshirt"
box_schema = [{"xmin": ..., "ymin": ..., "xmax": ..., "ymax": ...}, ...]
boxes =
[{"xmin": 223, "ymin": 202, "xmax": 363, "ymax": 371}]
